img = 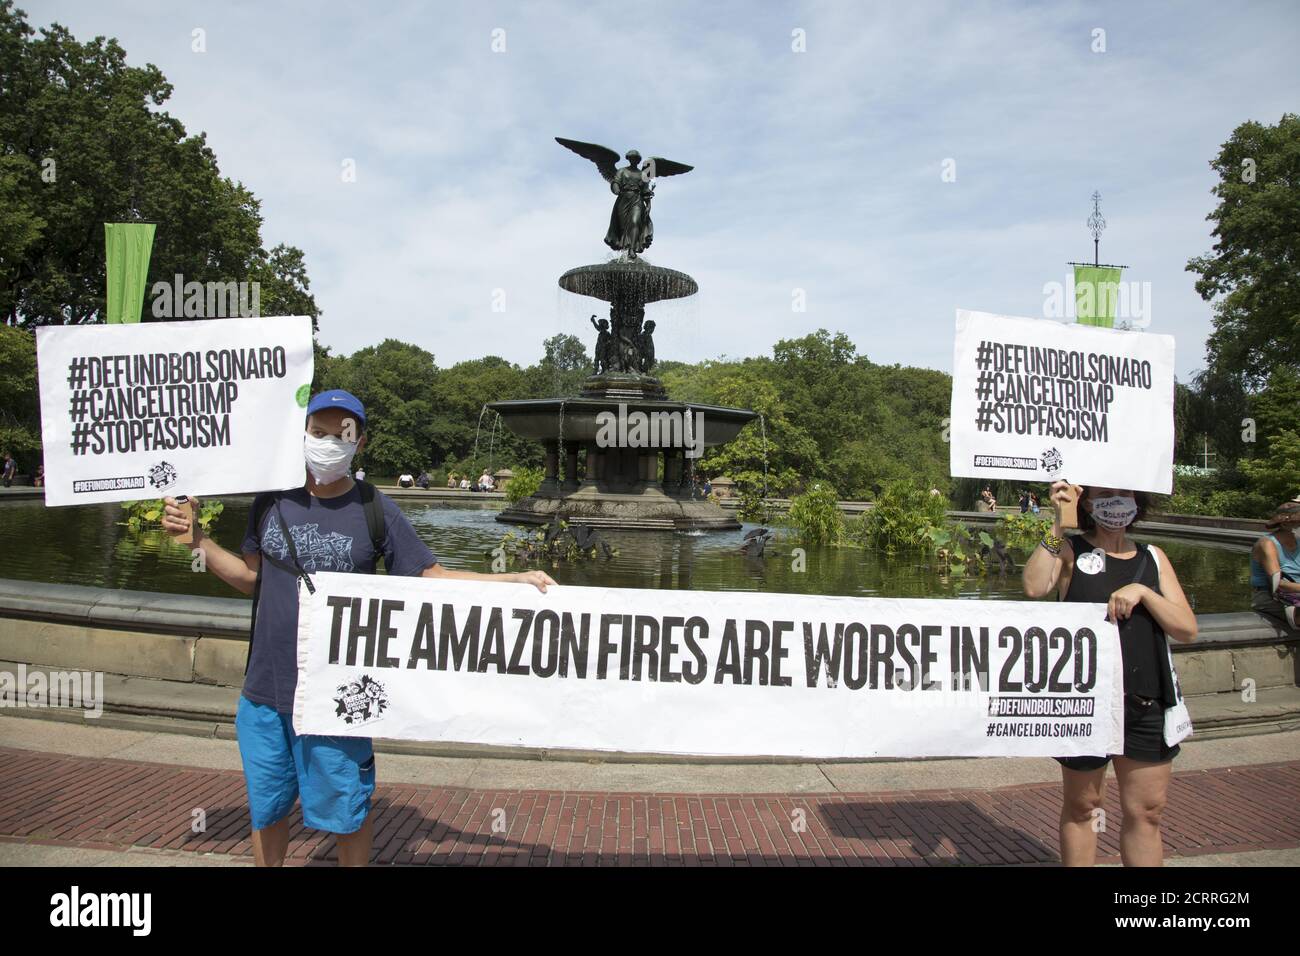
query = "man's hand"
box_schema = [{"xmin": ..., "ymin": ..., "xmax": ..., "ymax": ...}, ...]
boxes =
[
  {"xmin": 161, "ymin": 496, "xmax": 201, "ymax": 542},
  {"xmin": 1107, "ymin": 583, "xmax": 1148, "ymax": 622},
  {"xmin": 511, "ymin": 570, "xmax": 556, "ymax": 593}
]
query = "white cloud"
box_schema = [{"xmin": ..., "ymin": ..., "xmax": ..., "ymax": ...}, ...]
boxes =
[{"xmin": 24, "ymin": 0, "xmax": 1300, "ymax": 380}]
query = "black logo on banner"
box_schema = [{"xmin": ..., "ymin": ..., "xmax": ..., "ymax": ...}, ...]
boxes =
[
  {"xmin": 334, "ymin": 674, "xmax": 387, "ymax": 725},
  {"xmin": 1040, "ymin": 447, "xmax": 1064, "ymax": 477},
  {"xmin": 147, "ymin": 460, "xmax": 179, "ymax": 490}
]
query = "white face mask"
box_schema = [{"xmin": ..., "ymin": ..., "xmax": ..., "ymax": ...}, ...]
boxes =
[
  {"xmin": 303, "ymin": 433, "xmax": 357, "ymax": 484},
  {"xmin": 1090, "ymin": 495, "xmax": 1138, "ymax": 530}
]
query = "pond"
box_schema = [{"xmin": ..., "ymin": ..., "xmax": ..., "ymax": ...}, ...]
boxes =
[{"xmin": 0, "ymin": 497, "xmax": 1253, "ymax": 614}]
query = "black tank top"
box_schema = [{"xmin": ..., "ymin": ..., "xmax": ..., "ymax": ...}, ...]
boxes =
[{"xmin": 1062, "ymin": 535, "xmax": 1171, "ymax": 701}]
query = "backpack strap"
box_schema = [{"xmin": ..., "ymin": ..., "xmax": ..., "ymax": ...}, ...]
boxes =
[
  {"xmin": 357, "ymin": 479, "xmax": 388, "ymax": 572},
  {"xmin": 245, "ymin": 491, "xmax": 282, "ymax": 675}
]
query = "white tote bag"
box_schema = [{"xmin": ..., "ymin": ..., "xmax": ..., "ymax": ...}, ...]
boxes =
[{"xmin": 1149, "ymin": 547, "xmax": 1193, "ymax": 746}]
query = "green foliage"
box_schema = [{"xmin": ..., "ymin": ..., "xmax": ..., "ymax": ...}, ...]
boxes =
[
  {"xmin": 505, "ymin": 465, "xmax": 543, "ymax": 503},
  {"xmin": 856, "ymin": 479, "xmax": 947, "ymax": 550},
  {"xmin": 120, "ymin": 497, "xmax": 223, "ymax": 534},
  {"xmin": 0, "ymin": 3, "xmax": 318, "ymax": 328},
  {"xmin": 1158, "ymin": 466, "xmax": 1275, "ymax": 518},
  {"xmin": 996, "ymin": 510, "xmax": 1053, "ymax": 553},
  {"xmin": 736, "ymin": 482, "xmax": 773, "ymax": 524},
  {"xmin": 1186, "ymin": 113, "xmax": 1300, "ymax": 388},
  {"xmin": 0, "ymin": 325, "xmax": 39, "ymax": 468},
  {"xmin": 787, "ymin": 482, "xmax": 844, "ymax": 545}
]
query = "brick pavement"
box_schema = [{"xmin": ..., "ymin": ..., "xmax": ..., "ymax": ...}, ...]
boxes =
[{"xmin": 1, "ymin": 747, "xmax": 1296, "ymax": 866}]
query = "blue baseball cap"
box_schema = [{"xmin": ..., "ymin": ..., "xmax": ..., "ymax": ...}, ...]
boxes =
[{"xmin": 306, "ymin": 389, "xmax": 367, "ymax": 427}]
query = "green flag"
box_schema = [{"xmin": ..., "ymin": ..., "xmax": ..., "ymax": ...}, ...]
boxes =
[
  {"xmin": 1073, "ymin": 265, "xmax": 1123, "ymax": 328},
  {"xmin": 104, "ymin": 222, "xmax": 156, "ymax": 324}
]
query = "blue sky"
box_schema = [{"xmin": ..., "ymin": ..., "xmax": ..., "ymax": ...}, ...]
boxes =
[{"xmin": 26, "ymin": 0, "xmax": 1300, "ymax": 379}]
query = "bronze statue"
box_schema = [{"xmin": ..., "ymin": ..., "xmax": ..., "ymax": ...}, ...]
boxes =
[
  {"xmin": 556, "ymin": 138, "xmax": 693, "ymax": 259},
  {"xmin": 589, "ymin": 315, "xmax": 612, "ymax": 374},
  {"xmin": 637, "ymin": 320, "xmax": 656, "ymax": 373}
]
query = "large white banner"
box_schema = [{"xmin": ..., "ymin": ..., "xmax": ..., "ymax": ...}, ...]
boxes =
[
  {"xmin": 36, "ymin": 316, "xmax": 314, "ymax": 506},
  {"xmin": 294, "ymin": 574, "xmax": 1124, "ymax": 759},
  {"xmin": 950, "ymin": 309, "xmax": 1175, "ymax": 494}
]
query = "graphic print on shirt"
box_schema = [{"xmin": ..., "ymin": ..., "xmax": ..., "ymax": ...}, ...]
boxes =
[{"xmin": 261, "ymin": 518, "xmax": 356, "ymax": 572}]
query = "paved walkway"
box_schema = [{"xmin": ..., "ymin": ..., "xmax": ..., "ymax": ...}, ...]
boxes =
[{"xmin": 3, "ymin": 745, "xmax": 1297, "ymax": 866}]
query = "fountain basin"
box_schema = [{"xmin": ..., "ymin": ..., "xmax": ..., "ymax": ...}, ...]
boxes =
[
  {"xmin": 559, "ymin": 260, "xmax": 698, "ymax": 304},
  {"xmin": 486, "ymin": 397, "xmax": 756, "ymax": 446},
  {"xmin": 487, "ymin": 397, "xmax": 758, "ymax": 531}
]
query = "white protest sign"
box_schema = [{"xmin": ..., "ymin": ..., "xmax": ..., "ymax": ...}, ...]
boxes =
[
  {"xmin": 950, "ymin": 309, "xmax": 1175, "ymax": 494},
  {"xmin": 294, "ymin": 574, "xmax": 1124, "ymax": 759},
  {"xmin": 36, "ymin": 316, "xmax": 314, "ymax": 506}
]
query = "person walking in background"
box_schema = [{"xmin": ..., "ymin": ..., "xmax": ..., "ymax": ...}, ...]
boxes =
[
  {"xmin": 1029, "ymin": 492, "xmax": 1041, "ymax": 515},
  {"xmin": 1, "ymin": 452, "xmax": 14, "ymax": 488},
  {"xmin": 1250, "ymin": 500, "xmax": 1300, "ymax": 635},
  {"xmin": 1019, "ymin": 490, "xmax": 1030, "ymax": 514},
  {"xmin": 1022, "ymin": 480, "xmax": 1197, "ymax": 866}
]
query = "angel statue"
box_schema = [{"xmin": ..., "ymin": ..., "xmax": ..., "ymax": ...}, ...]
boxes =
[{"xmin": 556, "ymin": 137, "xmax": 693, "ymax": 259}]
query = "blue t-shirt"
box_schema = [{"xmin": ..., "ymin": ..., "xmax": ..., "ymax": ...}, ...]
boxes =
[{"xmin": 241, "ymin": 485, "xmax": 437, "ymax": 712}]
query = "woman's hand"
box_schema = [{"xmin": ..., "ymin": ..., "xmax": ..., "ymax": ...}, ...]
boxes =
[
  {"xmin": 511, "ymin": 570, "xmax": 557, "ymax": 593},
  {"xmin": 160, "ymin": 496, "xmax": 202, "ymax": 542},
  {"xmin": 1107, "ymin": 583, "xmax": 1149, "ymax": 622},
  {"xmin": 1048, "ymin": 480, "xmax": 1074, "ymax": 525}
]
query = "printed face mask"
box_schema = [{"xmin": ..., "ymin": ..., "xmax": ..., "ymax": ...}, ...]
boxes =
[
  {"xmin": 1090, "ymin": 495, "xmax": 1138, "ymax": 530},
  {"xmin": 303, "ymin": 433, "xmax": 357, "ymax": 484}
]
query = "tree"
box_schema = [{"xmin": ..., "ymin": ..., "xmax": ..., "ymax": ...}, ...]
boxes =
[
  {"xmin": 0, "ymin": 2, "xmax": 318, "ymax": 327},
  {"xmin": 1186, "ymin": 114, "xmax": 1300, "ymax": 388},
  {"xmin": 0, "ymin": 325, "xmax": 39, "ymax": 467},
  {"xmin": 1239, "ymin": 366, "xmax": 1300, "ymax": 502},
  {"xmin": 321, "ymin": 339, "xmax": 439, "ymax": 476}
]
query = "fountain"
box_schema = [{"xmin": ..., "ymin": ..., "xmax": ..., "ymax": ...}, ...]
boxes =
[{"xmin": 488, "ymin": 138, "xmax": 758, "ymax": 530}]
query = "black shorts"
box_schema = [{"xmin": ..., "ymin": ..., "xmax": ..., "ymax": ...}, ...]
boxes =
[{"xmin": 1055, "ymin": 694, "xmax": 1180, "ymax": 772}]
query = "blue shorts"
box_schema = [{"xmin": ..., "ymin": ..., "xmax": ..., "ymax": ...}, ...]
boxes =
[{"xmin": 235, "ymin": 695, "xmax": 376, "ymax": 833}]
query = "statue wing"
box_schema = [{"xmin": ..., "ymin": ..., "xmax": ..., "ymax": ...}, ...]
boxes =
[
  {"xmin": 555, "ymin": 137, "xmax": 620, "ymax": 184},
  {"xmin": 645, "ymin": 157, "xmax": 694, "ymax": 178}
]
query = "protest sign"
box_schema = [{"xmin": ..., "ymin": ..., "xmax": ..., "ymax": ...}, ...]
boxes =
[
  {"xmin": 949, "ymin": 309, "xmax": 1175, "ymax": 494},
  {"xmin": 294, "ymin": 574, "xmax": 1124, "ymax": 759},
  {"xmin": 36, "ymin": 316, "xmax": 314, "ymax": 506}
]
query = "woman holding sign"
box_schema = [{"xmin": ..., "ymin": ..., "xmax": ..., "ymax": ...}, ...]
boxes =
[{"xmin": 1022, "ymin": 481, "xmax": 1197, "ymax": 866}]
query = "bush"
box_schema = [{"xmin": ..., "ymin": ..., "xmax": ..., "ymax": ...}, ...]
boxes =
[
  {"xmin": 786, "ymin": 482, "xmax": 844, "ymax": 545},
  {"xmin": 857, "ymin": 479, "xmax": 947, "ymax": 550},
  {"xmin": 996, "ymin": 510, "xmax": 1053, "ymax": 553},
  {"xmin": 505, "ymin": 466, "xmax": 544, "ymax": 503},
  {"xmin": 120, "ymin": 498, "xmax": 224, "ymax": 534}
]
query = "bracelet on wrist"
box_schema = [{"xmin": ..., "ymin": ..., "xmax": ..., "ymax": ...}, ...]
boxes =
[{"xmin": 1040, "ymin": 532, "xmax": 1063, "ymax": 555}]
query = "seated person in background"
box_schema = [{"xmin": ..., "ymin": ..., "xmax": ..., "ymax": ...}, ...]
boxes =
[
  {"xmin": 1250, "ymin": 500, "xmax": 1300, "ymax": 634},
  {"xmin": 397, "ymin": 471, "xmax": 414, "ymax": 488},
  {"xmin": 478, "ymin": 471, "xmax": 495, "ymax": 492},
  {"xmin": 416, "ymin": 470, "xmax": 430, "ymax": 489},
  {"xmin": 459, "ymin": 476, "xmax": 471, "ymax": 491},
  {"xmin": 34, "ymin": 464, "xmax": 44, "ymax": 488},
  {"xmin": 447, "ymin": 473, "xmax": 458, "ymax": 488}
]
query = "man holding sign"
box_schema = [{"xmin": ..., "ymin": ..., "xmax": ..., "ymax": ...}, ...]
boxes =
[{"xmin": 162, "ymin": 389, "xmax": 554, "ymax": 867}]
